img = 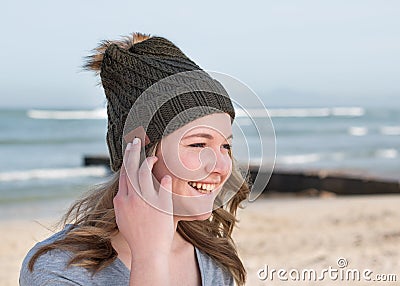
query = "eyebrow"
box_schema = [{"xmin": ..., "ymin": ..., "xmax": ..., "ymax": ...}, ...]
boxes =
[{"xmin": 182, "ymin": 133, "xmax": 233, "ymax": 140}]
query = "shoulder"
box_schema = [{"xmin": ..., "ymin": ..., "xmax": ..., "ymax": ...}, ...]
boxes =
[
  {"xmin": 195, "ymin": 247, "xmax": 234, "ymax": 286},
  {"xmin": 19, "ymin": 227, "xmax": 90, "ymax": 285},
  {"xmin": 19, "ymin": 227, "xmax": 129, "ymax": 286}
]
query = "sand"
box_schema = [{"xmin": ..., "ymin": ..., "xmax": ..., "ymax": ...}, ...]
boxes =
[
  {"xmin": 234, "ymin": 194, "xmax": 400, "ymax": 285},
  {"xmin": 2, "ymin": 194, "xmax": 399, "ymax": 286}
]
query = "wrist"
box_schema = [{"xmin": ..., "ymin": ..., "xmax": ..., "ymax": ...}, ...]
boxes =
[
  {"xmin": 131, "ymin": 252, "xmax": 169, "ymax": 264},
  {"xmin": 129, "ymin": 254, "xmax": 170, "ymax": 286}
]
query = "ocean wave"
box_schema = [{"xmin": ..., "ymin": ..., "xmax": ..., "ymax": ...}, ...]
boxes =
[
  {"xmin": 236, "ymin": 107, "xmax": 365, "ymax": 118},
  {"xmin": 0, "ymin": 137, "xmax": 102, "ymax": 145},
  {"xmin": 278, "ymin": 153, "xmax": 321, "ymax": 164},
  {"xmin": 380, "ymin": 126, "xmax": 400, "ymax": 136},
  {"xmin": 330, "ymin": 107, "xmax": 365, "ymax": 116},
  {"xmin": 375, "ymin": 149, "xmax": 398, "ymax": 159},
  {"xmin": 26, "ymin": 107, "xmax": 365, "ymax": 120},
  {"xmin": 348, "ymin": 126, "xmax": 368, "ymax": 136},
  {"xmin": 0, "ymin": 166, "xmax": 108, "ymax": 182},
  {"xmin": 27, "ymin": 108, "xmax": 107, "ymax": 120}
]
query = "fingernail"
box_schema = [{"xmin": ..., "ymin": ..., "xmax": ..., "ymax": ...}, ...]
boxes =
[
  {"xmin": 148, "ymin": 156, "xmax": 158, "ymax": 164},
  {"xmin": 133, "ymin": 138, "xmax": 140, "ymax": 145},
  {"xmin": 126, "ymin": 143, "xmax": 132, "ymax": 150}
]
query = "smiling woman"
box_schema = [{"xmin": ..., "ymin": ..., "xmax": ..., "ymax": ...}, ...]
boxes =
[
  {"xmin": 19, "ymin": 32, "xmax": 250, "ymax": 286},
  {"xmin": 153, "ymin": 113, "xmax": 234, "ymax": 218}
]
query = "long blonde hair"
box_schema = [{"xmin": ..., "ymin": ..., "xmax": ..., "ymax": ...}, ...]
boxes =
[{"xmin": 28, "ymin": 142, "xmax": 250, "ymax": 285}]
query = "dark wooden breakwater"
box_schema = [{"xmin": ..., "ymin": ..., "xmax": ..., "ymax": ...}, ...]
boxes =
[
  {"xmin": 261, "ymin": 169, "xmax": 399, "ymax": 196},
  {"xmin": 84, "ymin": 155, "xmax": 399, "ymax": 196}
]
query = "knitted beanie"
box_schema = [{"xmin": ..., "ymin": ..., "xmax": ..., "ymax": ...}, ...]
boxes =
[{"xmin": 84, "ymin": 32, "xmax": 235, "ymax": 172}]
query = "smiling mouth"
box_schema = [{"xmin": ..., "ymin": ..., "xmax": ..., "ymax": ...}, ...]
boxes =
[{"xmin": 187, "ymin": 181, "xmax": 217, "ymax": 194}]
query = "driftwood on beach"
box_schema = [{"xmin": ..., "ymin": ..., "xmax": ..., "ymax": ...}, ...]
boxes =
[{"xmin": 83, "ymin": 155, "xmax": 399, "ymax": 196}]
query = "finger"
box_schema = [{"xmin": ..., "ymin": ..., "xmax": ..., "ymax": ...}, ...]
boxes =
[
  {"xmin": 118, "ymin": 163, "xmax": 128, "ymax": 196},
  {"xmin": 137, "ymin": 156, "xmax": 158, "ymax": 200},
  {"xmin": 118, "ymin": 143, "xmax": 131, "ymax": 196},
  {"xmin": 158, "ymin": 175, "xmax": 173, "ymax": 214},
  {"xmin": 125, "ymin": 138, "xmax": 141, "ymax": 193}
]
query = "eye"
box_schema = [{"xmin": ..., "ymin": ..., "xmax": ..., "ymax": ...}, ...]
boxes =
[
  {"xmin": 189, "ymin": 143, "xmax": 206, "ymax": 148},
  {"xmin": 222, "ymin": 144, "xmax": 232, "ymax": 150}
]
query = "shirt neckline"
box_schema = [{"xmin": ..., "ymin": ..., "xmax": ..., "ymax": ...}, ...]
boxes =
[{"xmin": 114, "ymin": 246, "xmax": 204, "ymax": 285}]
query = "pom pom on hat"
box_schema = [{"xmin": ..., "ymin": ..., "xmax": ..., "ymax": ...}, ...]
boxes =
[{"xmin": 83, "ymin": 32, "xmax": 152, "ymax": 74}]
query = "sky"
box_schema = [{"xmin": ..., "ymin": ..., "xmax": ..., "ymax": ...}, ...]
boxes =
[{"xmin": 1, "ymin": 0, "xmax": 399, "ymax": 108}]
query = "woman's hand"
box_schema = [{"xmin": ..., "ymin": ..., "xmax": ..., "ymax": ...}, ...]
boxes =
[{"xmin": 113, "ymin": 138, "xmax": 174, "ymax": 284}]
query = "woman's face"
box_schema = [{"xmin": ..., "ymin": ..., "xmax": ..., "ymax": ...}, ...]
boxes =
[{"xmin": 152, "ymin": 113, "xmax": 233, "ymax": 220}]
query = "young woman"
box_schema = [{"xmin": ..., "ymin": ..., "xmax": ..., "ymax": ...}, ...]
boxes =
[{"xmin": 20, "ymin": 32, "xmax": 250, "ymax": 286}]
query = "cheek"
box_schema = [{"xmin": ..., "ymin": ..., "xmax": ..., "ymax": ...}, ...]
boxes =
[
  {"xmin": 226, "ymin": 157, "xmax": 233, "ymax": 172},
  {"xmin": 227, "ymin": 159, "xmax": 233, "ymax": 178},
  {"xmin": 152, "ymin": 152, "xmax": 175, "ymax": 182},
  {"xmin": 179, "ymin": 150, "xmax": 201, "ymax": 171},
  {"xmin": 153, "ymin": 153, "xmax": 192, "ymax": 185}
]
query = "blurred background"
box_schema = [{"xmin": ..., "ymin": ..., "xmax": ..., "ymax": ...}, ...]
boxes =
[{"xmin": 1, "ymin": 0, "xmax": 398, "ymax": 205}]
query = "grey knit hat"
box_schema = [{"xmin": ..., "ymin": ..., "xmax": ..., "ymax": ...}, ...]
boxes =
[{"xmin": 84, "ymin": 32, "xmax": 235, "ymax": 172}]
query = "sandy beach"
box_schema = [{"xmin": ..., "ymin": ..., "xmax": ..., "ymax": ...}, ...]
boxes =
[{"xmin": 2, "ymin": 194, "xmax": 399, "ymax": 286}]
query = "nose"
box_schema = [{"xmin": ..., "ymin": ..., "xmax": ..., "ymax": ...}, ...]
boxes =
[{"xmin": 201, "ymin": 147, "xmax": 232, "ymax": 176}]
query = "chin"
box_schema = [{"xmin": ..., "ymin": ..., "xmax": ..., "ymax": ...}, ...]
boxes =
[
  {"xmin": 177, "ymin": 210, "xmax": 213, "ymax": 222},
  {"xmin": 169, "ymin": 176, "xmax": 228, "ymax": 220},
  {"xmin": 171, "ymin": 184, "xmax": 219, "ymax": 217},
  {"xmin": 172, "ymin": 199, "xmax": 215, "ymax": 217},
  {"xmin": 191, "ymin": 210, "xmax": 213, "ymax": 221}
]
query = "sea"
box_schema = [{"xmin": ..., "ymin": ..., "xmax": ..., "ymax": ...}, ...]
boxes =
[{"xmin": 0, "ymin": 105, "xmax": 399, "ymax": 208}]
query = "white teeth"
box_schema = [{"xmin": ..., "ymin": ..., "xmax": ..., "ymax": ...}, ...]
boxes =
[{"xmin": 188, "ymin": 181, "xmax": 217, "ymax": 193}]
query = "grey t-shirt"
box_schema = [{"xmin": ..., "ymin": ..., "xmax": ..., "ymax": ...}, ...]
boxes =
[{"xmin": 20, "ymin": 227, "xmax": 234, "ymax": 286}]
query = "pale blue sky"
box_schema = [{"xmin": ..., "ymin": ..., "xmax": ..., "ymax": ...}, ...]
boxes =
[{"xmin": 1, "ymin": 0, "xmax": 399, "ymax": 108}]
